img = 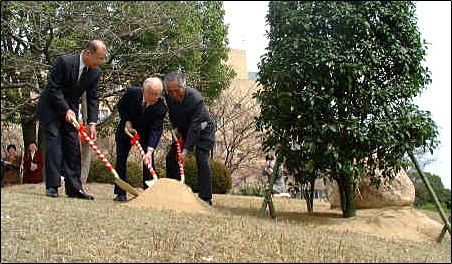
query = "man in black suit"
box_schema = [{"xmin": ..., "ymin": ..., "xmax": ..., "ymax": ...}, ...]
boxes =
[
  {"xmin": 114, "ymin": 77, "xmax": 167, "ymax": 202},
  {"xmin": 164, "ymin": 71, "xmax": 215, "ymax": 206},
  {"xmin": 36, "ymin": 39, "xmax": 107, "ymax": 200}
]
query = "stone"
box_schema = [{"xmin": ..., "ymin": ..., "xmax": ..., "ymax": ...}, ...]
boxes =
[{"xmin": 330, "ymin": 168, "xmax": 415, "ymax": 209}]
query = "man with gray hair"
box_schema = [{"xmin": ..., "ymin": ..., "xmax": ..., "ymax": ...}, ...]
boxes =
[
  {"xmin": 164, "ymin": 71, "xmax": 215, "ymax": 206},
  {"xmin": 113, "ymin": 77, "xmax": 167, "ymax": 202}
]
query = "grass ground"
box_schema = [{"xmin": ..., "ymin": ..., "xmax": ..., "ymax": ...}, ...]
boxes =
[{"xmin": 1, "ymin": 182, "xmax": 451, "ymax": 263}]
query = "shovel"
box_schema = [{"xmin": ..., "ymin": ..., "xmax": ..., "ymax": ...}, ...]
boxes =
[
  {"xmin": 171, "ymin": 130, "xmax": 185, "ymax": 184},
  {"xmin": 70, "ymin": 115, "xmax": 139, "ymax": 197},
  {"xmin": 124, "ymin": 130, "xmax": 159, "ymax": 187}
]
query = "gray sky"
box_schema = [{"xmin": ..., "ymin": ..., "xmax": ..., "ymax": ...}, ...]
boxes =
[{"xmin": 223, "ymin": 1, "xmax": 451, "ymax": 189}]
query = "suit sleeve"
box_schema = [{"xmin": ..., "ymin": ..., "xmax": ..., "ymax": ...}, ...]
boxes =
[
  {"xmin": 86, "ymin": 69, "xmax": 100, "ymax": 124},
  {"xmin": 46, "ymin": 56, "xmax": 70, "ymax": 115},
  {"xmin": 165, "ymin": 94, "xmax": 179, "ymax": 130},
  {"xmin": 117, "ymin": 90, "xmax": 132, "ymax": 123},
  {"xmin": 183, "ymin": 100, "xmax": 205, "ymax": 153}
]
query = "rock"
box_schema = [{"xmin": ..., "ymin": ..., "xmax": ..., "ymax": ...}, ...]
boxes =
[{"xmin": 330, "ymin": 168, "xmax": 415, "ymax": 209}]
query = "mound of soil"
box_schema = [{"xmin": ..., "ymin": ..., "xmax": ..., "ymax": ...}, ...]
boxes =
[
  {"xmin": 123, "ymin": 178, "xmax": 212, "ymax": 215},
  {"xmin": 319, "ymin": 206, "xmax": 445, "ymax": 242}
]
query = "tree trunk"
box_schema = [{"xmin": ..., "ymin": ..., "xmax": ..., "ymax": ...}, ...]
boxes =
[
  {"xmin": 304, "ymin": 178, "xmax": 316, "ymax": 213},
  {"xmin": 302, "ymin": 181, "xmax": 314, "ymax": 213},
  {"xmin": 38, "ymin": 121, "xmax": 46, "ymax": 182},
  {"xmin": 22, "ymin": 119, "xmax": 37, "ymax": 150},
  {"xmin": 80, "ymin": 92, "xmax": 91, "ymax": 184},
  {"xmin": 336, "ymin": 173, "xmax": 356, "ymax": 218}
]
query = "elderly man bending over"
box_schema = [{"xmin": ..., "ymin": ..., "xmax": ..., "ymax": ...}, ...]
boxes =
[{"xmin": 113, "ymin": 77, "xmax": 167, "ymax": 202}]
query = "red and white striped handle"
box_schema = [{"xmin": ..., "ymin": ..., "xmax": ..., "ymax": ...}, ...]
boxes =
[
  {"xmin": 70, "ymin": 117, "xmax": 119, "ymax": 179},
  {"xmin": 174, "ymin": 138, "xmax": 185, "ymax": 184},
  {"xmin": 81, "ymin": 131, "xmax": 114, "ymax": 171},
  {"xmin": 131, "ymin": 134, "xmax": 158, "ymax": 181}
]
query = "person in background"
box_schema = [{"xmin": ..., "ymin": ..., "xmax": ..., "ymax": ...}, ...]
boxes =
[
  {"xmin": 164, "ymin": 71, "xmax": 216, "ymax": 206},
  {"xmin": 113, "ymin": 76, "xmax": 167, "ymax": 202},
  {"xmin": 35, "ymin": 39, "xmax": 107, "ymax": 199},
  {"xmin": 1, "ymin": 144, "xmax": 22, "ymax": 187},
  {"xmin": 23, "ymin": 140, "xmax": 44, "ymax": 184}
]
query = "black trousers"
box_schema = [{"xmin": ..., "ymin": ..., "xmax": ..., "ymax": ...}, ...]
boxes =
[
  {"xmin": 44, "ymin": 120, "xmax": 82, "ymax": 195},
  {"xmin": 114, "ymin": 129, "xmax": 155, "ymax": 196},
  {"xmin": 166, "ymin": 143, "xmax": 212, "ymax": 201}
]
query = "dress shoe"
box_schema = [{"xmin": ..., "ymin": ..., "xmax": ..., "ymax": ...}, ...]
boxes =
[
  {"xmin": 46, "ymin": 187, "xmax": 58, "ymax": 197},
  {"xmin": 113, "ymin": 194, "xmax": 127, "ymax": 202},
  {"xmin": 68, "ymin": 189, "xmax": 94, "ymax": 200}
]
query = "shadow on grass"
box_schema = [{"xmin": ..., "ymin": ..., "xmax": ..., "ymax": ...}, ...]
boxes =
[{"xmin": 214, "ymin": 203, "xmax": 343, "ymax": 225}]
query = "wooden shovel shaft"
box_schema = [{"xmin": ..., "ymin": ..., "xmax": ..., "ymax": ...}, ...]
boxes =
[{"xmin": 70, "ymin": 116, "xmax": 139, "ymax": 197}]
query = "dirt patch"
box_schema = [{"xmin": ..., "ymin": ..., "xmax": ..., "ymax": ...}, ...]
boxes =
[
  {"xmin": 213, "ymin": 195, "xmax": 449, "ymax": 243},
  {"xmin": 317, "ymin": 206, "xmax": 446, "ymax": 242},
  {"xmin": 123, "ymin": 178, "xmax": 212, "ymax": 215},
  {"xmin": 123, "ymin": 180, "xmax": 448, "ymax": 243}
]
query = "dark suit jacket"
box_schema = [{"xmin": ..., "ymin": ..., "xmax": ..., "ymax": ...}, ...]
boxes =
[
  {"xmin": 117, "ymin": 86, "xmax": 167, "ymax": 150},
  {"xmin": 36, "ymin": 54, "xmax": 100, "ymax": 125},
  {"xmin": 165, "ymin": 86, "xmax": 215, "ymax": 152}
]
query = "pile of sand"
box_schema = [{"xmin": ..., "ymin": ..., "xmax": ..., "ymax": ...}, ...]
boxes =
[
  {"xmin": 123, "ymin": 178, "xmax": 212, "ymax": 215},
  {"xmin": 320, "ymin": 206, "xmax": 446, "ymax": 242}
]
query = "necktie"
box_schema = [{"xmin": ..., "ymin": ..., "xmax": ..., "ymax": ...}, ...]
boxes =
[
  {"xmin": 79, "ymin": 66, "xmax": 88, "ymax": 82},
  {"xmin": 142, "ymin": 100, "xmax": 147, "ymax": 113}
]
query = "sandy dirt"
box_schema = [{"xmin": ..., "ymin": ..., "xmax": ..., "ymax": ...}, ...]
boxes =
[
  {"xmin": 316, "ymin": 205, "xmax": 446, "ymax": 242},
  {"xmin": 123, "ymin": 178, "xmax": 212, "ymax": 214},
  {"xmin": 123, "ymin": 180, "xmax": 449, "ymax": 243}
]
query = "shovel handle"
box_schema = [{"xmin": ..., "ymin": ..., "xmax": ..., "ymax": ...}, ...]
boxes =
[
  {"xmin": 69, "ymin": 115, "xmax": 139, "ymax": 197},
  {"xmin": 171, "ymin": 130, "xmax": 185, "ymax": 184},
  {"xmin": 126, "ymin": 131, "xmax": 158, "ymax": 181}
]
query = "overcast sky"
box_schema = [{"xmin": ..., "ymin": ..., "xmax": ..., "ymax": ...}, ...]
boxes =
[{"xmin": 223, "ymin": 1, "xmax": 451, "ymax": 189}]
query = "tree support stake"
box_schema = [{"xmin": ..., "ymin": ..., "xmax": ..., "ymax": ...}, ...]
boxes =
[{"xmin": 408, "ymin": 150, "xmax": 450, "ymax": 242}]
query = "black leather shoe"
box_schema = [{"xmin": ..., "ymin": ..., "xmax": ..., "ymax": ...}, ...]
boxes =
[
  {"xmin": 69, "ymin": 189, "xmax": 94, "ymax": 200},
  {"xmin": 46, "ymin": 187, "xmax": 58, "ymax": 197},
  {"xmin": 113, "ymin": 194, "xmax": 127, "ymax": 202}
]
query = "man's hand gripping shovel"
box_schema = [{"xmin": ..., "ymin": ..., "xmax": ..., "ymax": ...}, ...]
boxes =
[
  {"xmin": 124, "ymin": 129, "xmax": 159, "ymax": 188},
  {"xmin": 69, "ymin": 115, "xmax": 139, "ymax": 197}
]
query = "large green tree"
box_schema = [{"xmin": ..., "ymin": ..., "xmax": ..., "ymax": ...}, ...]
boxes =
[{"xmin": 255, "ymin": 1, "xmax": 439, "ymax": 217}]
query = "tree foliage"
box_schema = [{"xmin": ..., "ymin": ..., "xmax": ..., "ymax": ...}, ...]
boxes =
[
  {"xmin": 1, "ymin": 1, "xmax": 234, "ymax": 144},
  {"xmin": 408, "ymin": 170, "xmax": 451, "ymax": 207},
  {"xmin": 255, "ymin": 1, "xmax": 439, "ymax": 217}
]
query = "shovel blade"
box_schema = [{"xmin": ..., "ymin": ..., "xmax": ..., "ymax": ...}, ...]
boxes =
[{"xmin": 145, "ymin": 180, "xmax": 156, "ymax": 188}]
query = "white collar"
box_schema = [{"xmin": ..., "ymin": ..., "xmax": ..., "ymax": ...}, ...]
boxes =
[{"xmin": 79, "ymin": 54, "xmax": 86, "ymax": 73}]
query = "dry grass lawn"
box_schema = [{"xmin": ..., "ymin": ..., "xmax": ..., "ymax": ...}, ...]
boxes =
[{"xmin": 1, "ymin": 182, "xmax": 450, "ymax": 263}]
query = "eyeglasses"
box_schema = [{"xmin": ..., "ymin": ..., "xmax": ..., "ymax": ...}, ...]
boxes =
[
  {"xmin": 148, "ymin": 92, "xmax": 161, "ymax": 98},
  {"xmin": 167, "ymin": 88, "xmax": 180, "ymax": 92}
]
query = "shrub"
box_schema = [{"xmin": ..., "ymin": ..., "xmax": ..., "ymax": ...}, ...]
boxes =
[
  {"xmin": 183, "ymin": 154, "xmax": 232, "ymax": 194},
  {"xmin": 211, "ymin": 158, "xmax": 232, "ymax": 194},
  {"xmin": 87, "ymin": 158, "xmax": 143, "ymax": 188},
  {"xmin": 236, "ymin": 183, "xmax": 266, "ymax": 197}
]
